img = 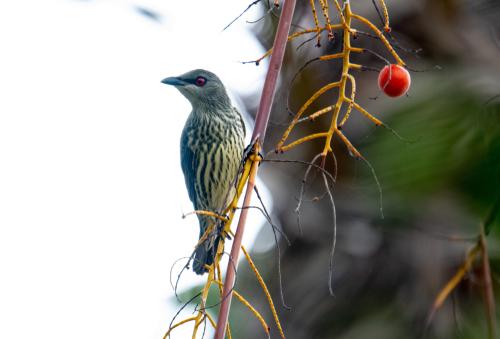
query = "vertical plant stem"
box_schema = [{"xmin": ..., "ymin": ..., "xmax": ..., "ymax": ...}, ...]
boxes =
[
  {"xmin": 214, "ymin": 1, "xmax": 296, "ymax": 338},
  {"xmin": 251, "ymin": 0, "xmax": 297, "ymax": 145},
  {"xmin": 480, "ymin": 224, "xmax": 496, "ymax": 339}
]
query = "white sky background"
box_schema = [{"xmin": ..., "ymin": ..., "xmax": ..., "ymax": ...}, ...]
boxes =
[{"xmin": 0, "ymin": 0, "xmax": 273, "ymax": 338}]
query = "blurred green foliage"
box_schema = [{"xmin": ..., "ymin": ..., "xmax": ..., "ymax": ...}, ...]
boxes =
[{"xmin": 364, "ymin": 75, "xmax": 500, "ymax": 231}]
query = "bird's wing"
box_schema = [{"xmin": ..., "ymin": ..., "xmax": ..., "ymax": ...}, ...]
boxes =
[{"xmin": 180, "ymin": 127, "xmax": 198, "ymax": 207}]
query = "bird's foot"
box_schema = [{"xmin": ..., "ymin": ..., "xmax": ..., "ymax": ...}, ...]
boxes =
[{"xmin": 243, "ymin": 140, "xmax": 264, "ymax": 163}]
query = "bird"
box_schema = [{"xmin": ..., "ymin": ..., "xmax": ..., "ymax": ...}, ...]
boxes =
[{"xmin": 161, "ymin": 69, "xmax": 246, "ymax": 274}]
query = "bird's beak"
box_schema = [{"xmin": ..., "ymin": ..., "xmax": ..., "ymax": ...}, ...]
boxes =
[{"xmin": 161, "ymin": 76, "xmax": 186, "ymax": 87}]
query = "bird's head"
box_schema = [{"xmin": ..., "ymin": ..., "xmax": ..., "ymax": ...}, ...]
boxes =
[{"xmin": 161, "ymin": 69, "xmax": 230, "ymax": 108}]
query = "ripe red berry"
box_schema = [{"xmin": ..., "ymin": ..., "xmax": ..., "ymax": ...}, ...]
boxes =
[{"xmin": 378, "ymin": 64, "xmax": 411, "ymax": 97}]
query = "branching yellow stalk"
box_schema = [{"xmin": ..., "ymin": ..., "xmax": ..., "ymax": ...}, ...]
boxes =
[
  {"xmin": 340, "ymin": 73, "xmax": 356, "ymax": 127},
  {"xmin": 280, "ymin": 132, "xmax": 330, "ymax": 153},
  {"xmin": 426, "ymin": 242, "xmax": 481, "ymax": 331},
  {"xmin": 251, "ymin": 25, "xmax": 345, "ymax": 64},
  {"xmin": 273, "ymin": 1, "xmax": 405, "ymax": 163},
  {"xmin": 182, "ymin": 210, "xmax": 229, "ymax": 222},
  {"xmin": 242, "ymin": 245, "xmax": 285, "ymax": 339},
  {"xmin": 299, "ymin": 105, "xmax": 335, "ymax": 123},
  {"xmin": 433, "ymin": 245, "xmax": 480, "ymax": 309},
  {"xmin": 164, "ymin": 316, "xmax": 197, "ymax": 337},
  {"xmin": 349, "ymin": 100, "xmax": 383, "ymax": 126},
  {"xmin": 272, "ymin": 1, "xmax": 405, "ymax": 162},
  {"xmin": 332, "ymin": 0, "xmax": 347, "ymax": 26},
  {"xmin": 277, "ymin": 82, "xmax": 340, "ymax": 149},
  {"xmin": 318, "ymin": 0, "xmax": 334, "ymax": 40},
  {"xmin": 378, "ymin": 0, "xmax": 391, "ymax": 32},
  {"xmin": 319, "ymin": 3, "xmax": 354, "ymax": 159},
  {"xmin": 350, "ymin": 13, "xmax": 404, "ymax": 65},
  {"xmin": 309, "ymin": 0, "xmax": 321, "ymax": 46},
  {"xmin": 319, "ymin": 52, "xmax": 344, "ymax": 61},
  {"xmin": 213, "ymin": 280, "xmax": 270, "ymax": 336}
]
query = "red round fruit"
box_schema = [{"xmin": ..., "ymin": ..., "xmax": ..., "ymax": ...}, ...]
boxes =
[{"xmin": 378, "ymin": 64, "xmax": 411, "ymax": 97}]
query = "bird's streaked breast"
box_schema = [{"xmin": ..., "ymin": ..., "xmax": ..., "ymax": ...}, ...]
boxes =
[{"xmin": 181, "ymin": 109, "xmax": 245, "ymax": 216}]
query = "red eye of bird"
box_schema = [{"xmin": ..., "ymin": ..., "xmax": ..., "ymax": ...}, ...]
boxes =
[{"xmin": 195, "ymin": 76, "xmax": 206, "ymax": 87}]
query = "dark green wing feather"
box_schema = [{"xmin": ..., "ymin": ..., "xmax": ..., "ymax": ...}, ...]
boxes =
[{"xmin": 180, "ymin": 126, "xmax": 198, "ymax": 208}]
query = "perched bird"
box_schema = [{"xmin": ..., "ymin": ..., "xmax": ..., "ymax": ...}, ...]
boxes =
[{"xmin": 161, "ymin": 69, "xmax": 246, "ymax": 274}]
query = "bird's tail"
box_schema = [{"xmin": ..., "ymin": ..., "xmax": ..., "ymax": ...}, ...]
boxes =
[
  {"xmin": 193, "ymin": 221, "xmax": 222, "ymax": 275},
  {"xmin": 193, "ymin": 237, "xmax": 221, "ymax": 275}
]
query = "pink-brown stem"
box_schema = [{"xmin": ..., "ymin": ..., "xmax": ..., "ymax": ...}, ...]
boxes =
[
  {"xmin": 251, "ymin": 0, "xmax": 297, "ymax": 145},
  {"xmin": 214, "ymin": 1, "xmax": 297, "ymax": 338},
  {"xmin": 480, "ymin": 224, "xmax": 496, "ymax": 339}
]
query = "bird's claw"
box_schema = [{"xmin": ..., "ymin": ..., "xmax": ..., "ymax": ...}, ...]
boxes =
[
  {"xmin": 243, "ymin": 140, "xmax": 264, "ymax": 163},
  {"xmin": 242, "ymin": 141, "xmax": 256, "ymax": 161}
]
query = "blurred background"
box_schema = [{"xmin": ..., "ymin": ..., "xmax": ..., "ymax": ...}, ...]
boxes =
[{"xmin": 1, "ymin": 0, "xmax": 499, "ymax": 339}]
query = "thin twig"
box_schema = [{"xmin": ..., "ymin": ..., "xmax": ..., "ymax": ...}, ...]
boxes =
[
  {"xmin": 295, "ymin": 153, "xmax": 323, "ymax": 235},
  {"xmin": 360, "ymin": 156, "xmax": 384, "ymax": 219},
  {"xmin": 322, "ymin": 172, "xmax": 337, "ymax": 296},
  {"xmin": 236, "ymin": 205, "xmax": 290, "ymax": 244},
  {"xmin": 223, "ymin": 0, "xmax": 263, "ymax": 31},
  {"xmin": 261, "ymin": 158, "xmax": 336, "ymax": 186},
  {"xmin": 254, "ymin": 185, "xmax": 291, "ymax": 309},
  {"xmin": 169, "ymin": 256, "xmax": 192, "ymax": 301},
  {"xmin": 164, "ymin": 292, "xmax": 202, "ymax": 339}
]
